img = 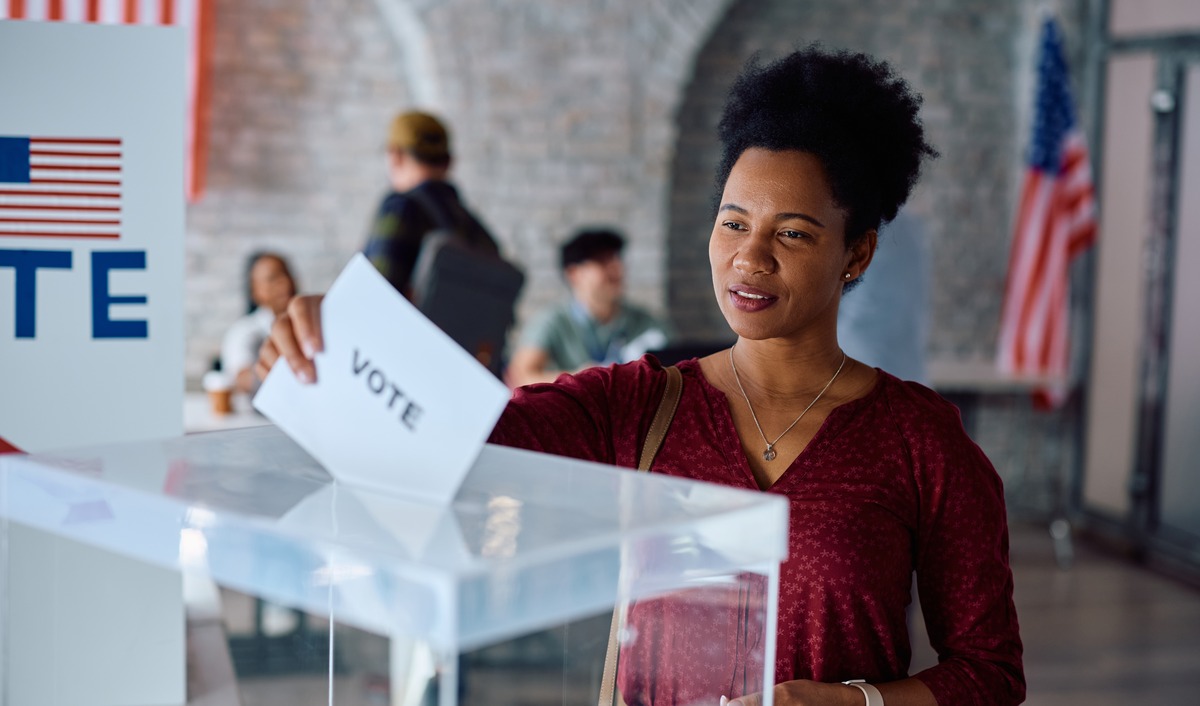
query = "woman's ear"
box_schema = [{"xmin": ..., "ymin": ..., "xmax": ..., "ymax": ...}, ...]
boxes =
[{"xmin": 845, "ymin": 229, "xmax": 877, "ymax": 281}]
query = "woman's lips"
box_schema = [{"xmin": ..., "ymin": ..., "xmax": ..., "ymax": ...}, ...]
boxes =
[{"xmin": 728, "ymin": 285, "xmax": 778, "ymax": 312}]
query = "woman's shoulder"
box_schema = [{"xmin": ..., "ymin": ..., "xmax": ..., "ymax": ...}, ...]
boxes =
[
  {"xmin": 874, "ymin": 371, "xmax": 960, "ymax": 415},
  {"xmin": 871, "ymin": 371, "xmax": 973, "ymax": 443},
  {"xmin": 871, "ymin": 371, "xmax": 1000, "ymax": 480}
]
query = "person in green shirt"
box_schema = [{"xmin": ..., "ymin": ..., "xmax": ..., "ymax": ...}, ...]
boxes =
[{"xmin": 507, "ymin": 228, "xmax": 670, "ymax": 386}]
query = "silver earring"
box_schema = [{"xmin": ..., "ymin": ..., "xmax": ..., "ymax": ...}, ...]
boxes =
[{"xmin": 844, "ymin": 272, "xmax": 852, "ymax": 280}]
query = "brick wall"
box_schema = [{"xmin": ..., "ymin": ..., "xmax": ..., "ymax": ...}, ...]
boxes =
[
  {"xmin": 185, "ymin": 0, "xmax": 410, "ymax": 378},
  {"xmin": 411, "ymin": 0, "xmax": 735, "ymax": 343},
  {"xmin": 185, "ymin": 0, "xmax": 738, "ymax": 381}
]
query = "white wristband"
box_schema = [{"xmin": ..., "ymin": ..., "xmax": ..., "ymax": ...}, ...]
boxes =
[{"xmin": 842, "ymin": 680, "xmax": 884, "ymax": 706}]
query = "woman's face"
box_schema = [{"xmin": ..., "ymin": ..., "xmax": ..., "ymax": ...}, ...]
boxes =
[
  {"xmin": 709, "ymin": 148, "xmax": 873, "ymax": 343},
  {"xmin": 250, "ymin": 256, "xmax": 295, "ymax": 315}
]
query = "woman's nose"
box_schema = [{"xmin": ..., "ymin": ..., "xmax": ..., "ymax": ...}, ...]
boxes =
[{"xmin": 733, "ymin": 233, "xmax": 775, "ymax": 275}]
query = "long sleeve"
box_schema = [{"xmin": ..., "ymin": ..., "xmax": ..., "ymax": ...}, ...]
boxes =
[
  {"xmin": 902, "ymin": 388, "xmax": 1026, "ymax": 705},
  {"xmin": 488, "ymin": 357, "xmax": 669, "ymax": 468}
]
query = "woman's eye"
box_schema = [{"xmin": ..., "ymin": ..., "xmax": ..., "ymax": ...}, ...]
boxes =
[
  {"xmin": 781, "ymin": 230, "xmax": 807, "ymax": 239},
  {"xmin": 722, "ymin": 221, "xmax": 745, "ymax": 231}
]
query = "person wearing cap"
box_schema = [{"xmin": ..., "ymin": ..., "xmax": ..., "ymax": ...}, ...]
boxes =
[
  {"xmin": 506, "ymin": 228, "xmax": 670, "ymax": 387},
  {"xmin": 363, "ymin": 111, "xmax": 500, "ymax": 298}
]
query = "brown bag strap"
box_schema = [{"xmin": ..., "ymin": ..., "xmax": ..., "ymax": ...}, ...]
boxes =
[
  {"xmin": 637, "ymin": 364, "xmax": 683, "ymax": 471},
  {"xmin": 599, "ymin": 365, "xmax": 683, "ymax": 706},
  {"xmin": 598, "ymin": 605, "xmax": 626, "ymax": 706}
]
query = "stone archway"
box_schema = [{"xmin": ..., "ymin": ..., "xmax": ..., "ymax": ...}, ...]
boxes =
[
  {"xmin": 371, "ymin": 0, "xmax": 442, "ymax": 108},
  {"xmin": 370, "ymin": 0, "xmax": 737, "ymax": 328}
]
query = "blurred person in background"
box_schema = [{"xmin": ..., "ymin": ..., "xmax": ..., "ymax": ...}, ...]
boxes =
[
  {"xmin": 506, "ymin": 228, "xmax": 670, "ymax": 386},
  {"xmin": 363, "ymin": 110, "xmax": 500, "ymax": 298},
  {"xmin": 220, "ymin": 251, "xmax": 297, "ymax": 395}
]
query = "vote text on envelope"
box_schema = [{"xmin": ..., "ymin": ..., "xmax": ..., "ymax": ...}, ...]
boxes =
[{"xmin": 254, "ymin": 254, "xmax": 510, "ymax": 503}]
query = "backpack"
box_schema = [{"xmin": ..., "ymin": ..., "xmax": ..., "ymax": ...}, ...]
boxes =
[{"xmin": 407, "ymin": 189, "xmax": 524, "ymax": 378}]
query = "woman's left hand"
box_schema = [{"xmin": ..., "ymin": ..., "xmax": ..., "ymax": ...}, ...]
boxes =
[{"xmin": 728, "ymin": 680, "xmax": 863, "ymax": 706}]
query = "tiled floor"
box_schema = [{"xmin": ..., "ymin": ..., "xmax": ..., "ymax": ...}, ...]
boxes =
[
  {"xmin": 213, "ymin": 521, "xmax": 1200, "ymax": 705},
  {"xmin": 1004, "ymin": 523, "xmax": 1200, "ymax": 706}
]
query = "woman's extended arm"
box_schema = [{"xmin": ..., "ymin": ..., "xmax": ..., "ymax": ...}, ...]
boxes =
[{"xmin": 254, "ymin": 292, "xmax": 641, "ymax": 466}]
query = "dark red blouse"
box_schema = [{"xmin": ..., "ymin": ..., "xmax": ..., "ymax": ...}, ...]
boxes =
[{"xmin": 490, "ymin": 356, "xmax": 1025, "ymax": 706}]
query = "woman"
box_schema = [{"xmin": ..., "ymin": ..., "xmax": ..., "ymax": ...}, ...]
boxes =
[
  {"xmin": 222, "ymin": 251, "xmax": 297, "ymax": 394},
  {"xmin": 259, "ymin": 46, "xmax": 1024, "ymax": 706}
]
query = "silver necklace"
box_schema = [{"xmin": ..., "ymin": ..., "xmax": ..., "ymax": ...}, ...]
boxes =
[{"xmin": 729, "ymin": 344, "xmax": 848, "ymax": 462}]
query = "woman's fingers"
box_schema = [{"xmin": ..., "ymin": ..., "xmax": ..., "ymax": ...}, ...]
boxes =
[
  {"xmin": 253, "ymin": 337, "xmax": 279, "ymax": 382},
  {"xmin": 253, "ymin": 294, "xmax": 326, "ymax": 385},
  {"xmin": 288, "ymin": 295, "xmax": 325, "ymax": 360},
  {"xmin": 270, "ymin": 310, "xmax": 317, "ymax": 383}
]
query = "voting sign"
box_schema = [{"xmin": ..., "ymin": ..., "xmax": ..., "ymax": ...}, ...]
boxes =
[{"xmin": 0, "ymin": 21, "xmax": 185, "ymax": 452}]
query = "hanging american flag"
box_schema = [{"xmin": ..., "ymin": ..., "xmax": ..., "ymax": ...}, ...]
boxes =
[
  {"xmin": 997, "ymin": 17, "xmax": 1097, "ymax": 404},
  {"xmin": 0, "ymin": 135, "xmax": 123, "ymax": 238},
  {"xmin": 0, "ymin": 0, "xmax": 213, "ymax": 202}
]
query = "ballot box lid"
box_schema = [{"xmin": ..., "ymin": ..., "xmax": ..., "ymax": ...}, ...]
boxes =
[{"xmin": 1, "ymin": 425, "xmax": 787, "ymax": 651}]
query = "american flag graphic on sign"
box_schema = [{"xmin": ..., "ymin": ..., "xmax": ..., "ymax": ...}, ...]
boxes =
[{"xmin": 0, "ymin": 135, "xmax": 123, "ymax": 238}]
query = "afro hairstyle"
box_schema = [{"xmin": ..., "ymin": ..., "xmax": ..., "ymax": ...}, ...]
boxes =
[{"xmin": 714, "ymin": 45, "xmax": 938, "ymax": 244}]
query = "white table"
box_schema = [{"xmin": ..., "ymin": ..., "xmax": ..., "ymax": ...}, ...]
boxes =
[{"xmin": 183, "ymin": 391, "xmax": 272, "ymax": 433}]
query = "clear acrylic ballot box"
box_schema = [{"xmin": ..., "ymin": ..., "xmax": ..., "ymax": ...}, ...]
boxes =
[{"xmin": 1, "ymin": 425, "xmax": 787, "ymax": 706}]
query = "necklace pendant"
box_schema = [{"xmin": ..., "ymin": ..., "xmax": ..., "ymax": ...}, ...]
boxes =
[{"xmin": 763, "ymin": 445, "xmax": 777, "ymax": 462}]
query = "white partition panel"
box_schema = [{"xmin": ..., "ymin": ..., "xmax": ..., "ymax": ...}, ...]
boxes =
[{"xmin": 1083, "ymin": 54, "xmax": 1157, "ymax": 520}]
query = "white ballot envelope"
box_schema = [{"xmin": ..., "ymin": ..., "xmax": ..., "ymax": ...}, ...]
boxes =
[{"xmin": 254, "ymin": 254, "xmax": 510, "ymax": 503}]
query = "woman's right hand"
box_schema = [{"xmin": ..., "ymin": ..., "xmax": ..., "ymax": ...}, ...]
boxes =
[{"xmin": 255, "ymin": 294, "xmax": 325, "ymax": 384}]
